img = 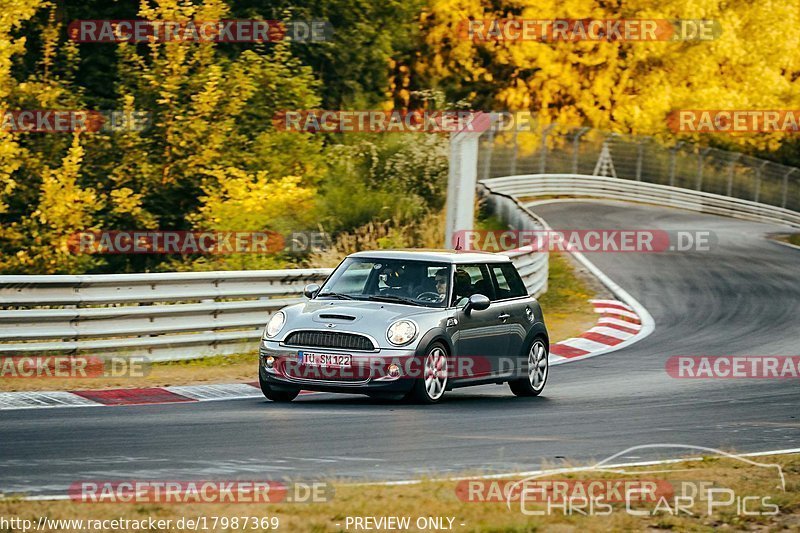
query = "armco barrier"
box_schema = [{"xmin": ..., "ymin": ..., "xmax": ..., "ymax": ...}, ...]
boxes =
[
  {"xmin": 479, "ymin": 185, "xmax": 550, "ymax": 296},
  {"xmin": 0, "ymin": 269, "xmax": 331, "ymax": 361},
  {"xmin": 482, "ymin": 174, "xmax": 800, "ymax": 229},
  {"xmin": 0, "ymin": 243, "xmax": 549, "ymax": 360}
]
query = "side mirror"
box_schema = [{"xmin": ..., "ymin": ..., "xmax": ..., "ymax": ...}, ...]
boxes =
[
  {"xmin": 463, "ymin": 293, "xmax": 490, "ymax": 315},
  {"xmin": 303, "ymin": 283, "xmax": 321, "ymax": 299}
]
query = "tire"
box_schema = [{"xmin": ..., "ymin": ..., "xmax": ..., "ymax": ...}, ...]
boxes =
[
  {"xmin": 509, "ymin": 338, "xmax": 549, "ymax": 397},
  {"xmin": 404, "ymin": 342, "xmax": 449, "ymax": 404},
  {"xmin": 259, "ymin": 371, "xmax": 300, "ymax": 402}
]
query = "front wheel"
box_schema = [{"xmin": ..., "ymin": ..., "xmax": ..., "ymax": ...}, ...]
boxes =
[
  {"xmin": 404, "ymin": 342, "xmax": 449, "ymax": 404},
  {"xmin": 259, "ymin": 371, "xmax": 300, "ymax": 402},
  {"xmin": 509, "ymin": 338, "xmax": 548, "ymax": 397}
]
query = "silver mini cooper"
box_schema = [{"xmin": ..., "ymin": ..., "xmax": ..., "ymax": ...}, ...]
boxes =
[{"xmin": 258, "ymin": 250, "xmax": 549, "ymax": 404}]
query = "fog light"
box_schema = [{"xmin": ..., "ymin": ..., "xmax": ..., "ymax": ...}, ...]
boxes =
[
  {"xmin": 387, "ymin": 364, "xmax": 401, "ymax": 378},
  {"xmin": 265, "ymin": 356, "xmax": 275, "ymax": 368}
]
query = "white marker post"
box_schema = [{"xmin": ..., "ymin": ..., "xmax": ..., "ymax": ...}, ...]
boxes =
[{"xmin": 444, "ymin": 112, "xmax": 495, "ymax": 249}]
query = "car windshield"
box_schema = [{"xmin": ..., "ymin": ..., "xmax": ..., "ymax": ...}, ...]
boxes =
[{"xmin": 317, "ymin": 258, "xmax": 451, "ymax": 308}]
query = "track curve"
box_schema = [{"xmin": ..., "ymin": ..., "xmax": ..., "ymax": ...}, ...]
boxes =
[{"xmin": 1, "ymin": 201, "xmax": 799, "ymax": 496}]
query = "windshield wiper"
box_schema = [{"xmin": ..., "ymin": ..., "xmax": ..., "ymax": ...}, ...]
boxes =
[
  {"xmin": 365, "ymin": 294, "xmax": 423, "ymax": 306},
  {"xmin": 317, "ymin": 292, "xmax": 356, "ymax": 300}
]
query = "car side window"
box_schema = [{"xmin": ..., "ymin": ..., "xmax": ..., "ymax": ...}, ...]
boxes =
[
  {"xmin": 491, "ymin": 263, "xmax": 528, "ymax": 299},
  {"xmin": 453, "ymin": 263, "xmax": 494, "ymax": 305}
]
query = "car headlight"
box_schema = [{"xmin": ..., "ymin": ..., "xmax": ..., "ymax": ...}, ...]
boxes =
[
  {"xmin": 265, "ymin": 311, "xmax": 286, "ymax": 338},
  {"xmin": 387, "ymin": 320, "xmax": 418, "ymax": 346}
]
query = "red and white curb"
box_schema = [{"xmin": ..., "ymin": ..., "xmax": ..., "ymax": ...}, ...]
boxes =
[
  {"xmin": 549, "ymin": 299, "xmax": 644, "ymax": 364},
  {"xmin": 0, "ymin": 382, "xmax": 318, "ymax": 411},
  {"xmin": 521, "ymin": 201, "xmax": 656, "ymax": 366}
]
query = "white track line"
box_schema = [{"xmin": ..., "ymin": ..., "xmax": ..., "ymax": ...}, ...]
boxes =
[
  {"xmin": 12, "ymin": 448, "xmax": 800, "ymax": 499},
  {"xmin": 528, "ymin": 203, "xmax": 656, "ymax": 363},
  {"xmin": 351, "ymin": 448, "xmax": 800, "ymax": 487}
]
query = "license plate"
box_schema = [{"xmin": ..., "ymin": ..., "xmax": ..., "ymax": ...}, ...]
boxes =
[{"xmin": 298, "ymin": 351, "xmax": 352, "ymax": 368}]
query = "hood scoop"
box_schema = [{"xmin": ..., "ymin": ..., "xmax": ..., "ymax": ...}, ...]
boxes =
[{"xmin": 318, "ymin": 313, "xmax": 356, "ymax": 321}]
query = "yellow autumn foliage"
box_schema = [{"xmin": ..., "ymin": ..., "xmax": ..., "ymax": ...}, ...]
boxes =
[
  {"xmin": 0, "ymin": 0, "xmax": 45, "ymax": 214},
  {"xmin": 416, "ymin": 0, "xmax": 800, "ymax": 151},
  {"xmin": 191, "ymin": 168, "xmax": 317, "ymax": 234}
]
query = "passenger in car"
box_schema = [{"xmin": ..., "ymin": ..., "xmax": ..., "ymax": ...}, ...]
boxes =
[
  {"xmin": 473, "ymin": 278, "xmax": 491, "ymax": 298},
  {"xmin": 453, "ymin": 269, "xmax": 473, "ymax": 305}
]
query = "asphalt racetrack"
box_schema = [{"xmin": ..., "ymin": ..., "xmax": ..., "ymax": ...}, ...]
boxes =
[{"xmin": 2, "ymin": 201, "xmax": 799, "ymax": 497}]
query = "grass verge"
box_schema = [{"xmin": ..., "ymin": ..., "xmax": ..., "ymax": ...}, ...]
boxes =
[
  {"xmin": 770, "ymin": 233, "xmax": 800, "ymax": 247},
  {"xmin": 537, "ymin": 251, "xmax": 605, "ymax": 344},
  {"xmin": 0, "ymin": 353, "xmax": 257, "ymax": 392},
  {"xmin": 2, "ymin": 453, "xmax": 797, "ymax": 532}
]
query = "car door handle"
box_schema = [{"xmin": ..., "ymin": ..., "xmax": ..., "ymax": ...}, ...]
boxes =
[{"xmin": 498, "ymin": 313, "xmax": 511, "ymax": 320}]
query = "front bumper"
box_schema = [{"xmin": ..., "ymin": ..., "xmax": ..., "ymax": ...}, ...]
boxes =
[{"xmin": 259, "ymin": 340, "xmax": 419, "ymax": 394}]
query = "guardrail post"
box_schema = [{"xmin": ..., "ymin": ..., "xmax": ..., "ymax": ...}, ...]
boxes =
[
  {"xmin": 510, "ymin": 127, "xmax": 519, "ymax": 176},
  {"xmin": 482, "ymin": 127, "xmax": 495, "ymax": 181},
  {"xmin": 782, "ymin": 168, "xmax": 796, "ymax": 209},
  {"xmin": 727, "ymin": 153, "xmax": 741, "ymax": 197},
  {"xmin": 571, "ymin": 127, "xmax": 589, "ymax": 174},
  {"xmin": 668, "ymin": 142, "xmax": 683, "ymax": 187},
  {"xmin": 754, "ymin": 161, "xmax": 768, "ymax": 203},
  {"xmin": 635, "ymin": 140, "xmax": 644, "ymax": 181},
  {"xmin": 696, "ymin": 147, "xmax": 711, "ymax": 191},
  {"xmin": 70, "ymin": 302, "xmax": 80, "ymax": 352},
  {"xmin": 539, "ymin": 124, "xmax": 554, "ymax": 174}
]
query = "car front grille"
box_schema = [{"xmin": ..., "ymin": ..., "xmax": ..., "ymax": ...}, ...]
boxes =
[{"xmin": 283, "ymin": 330, "xmax": 375, "ymax": 351}]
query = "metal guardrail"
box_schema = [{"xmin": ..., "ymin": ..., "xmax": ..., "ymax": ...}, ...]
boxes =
[
  {"xmin": 0, "ymin": 248, "xmax": 549, "ymax": 361},
  {"xmin": 479, "ymin": 184, "xmax": 550, "ymax": 296},
  {"xmin": 482, "ymin": 174, "xmax": 800, "ymax": 229},
  {"xmin": 0, "ymin": 269, "xmax": 332, "ymax": 361}
]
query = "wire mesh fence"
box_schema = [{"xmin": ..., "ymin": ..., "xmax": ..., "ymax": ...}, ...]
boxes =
[{"xmin": 478, "ymin": 126, "xmax": 800, "ymax": 212}]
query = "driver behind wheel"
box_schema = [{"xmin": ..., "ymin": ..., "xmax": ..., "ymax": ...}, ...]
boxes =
[
  {"xmin": 433, "ymin": 268, "xmax": 449, "ymax": 302},
  {"xmin": 409, "ymin": 267, "xmax": 446, "ymax": 303}
]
